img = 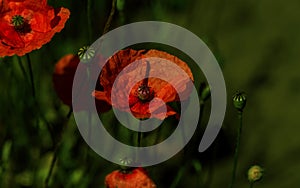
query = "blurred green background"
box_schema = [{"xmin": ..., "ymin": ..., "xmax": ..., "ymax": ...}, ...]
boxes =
[{"xmin": 1, "ymin": 0, "xmax": 300, "ymax": 187}]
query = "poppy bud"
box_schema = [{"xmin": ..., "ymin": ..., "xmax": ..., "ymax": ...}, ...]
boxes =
[
  {"xmin": 199, "ymin": 83, "xmax": 210, "ymax": 102},
  {"xmin": 232, "ymin": 91, "xmax": 247, "ymax": 111},
  {"xmin": 105, "ymin": 167, "xmax": 157, "ymax": 188},
  {"xmin": 248, "ymin": 165, "xmax": 263, "ymax": 183},
  {"xmin": 117, "ymin": 0, "xmax": 125, "ymax": 11}
]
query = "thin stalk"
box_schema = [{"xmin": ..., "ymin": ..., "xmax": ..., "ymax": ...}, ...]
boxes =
[
  {"xmin": 16, "ymin": 56, "xmax": 29, "ymax": 83},
  {"xmin": 249, "ymin": 182, "xmax": 254, "ymax": 188},
  {"xmin": 103, "ymin": 0, "xmax": 117, "ymax": 35},
  {"xmin": 229, "ymin": 111, "xmax": 243, "ymax": 188},
  {"xmin": 24, "ymin": 53, "xmax": 56, "ymax": 146},
  {"xmin": 25, "ymin": 54, "xmax": 35, "ymax": 98},
  {"xmin": 86, "ymin": 67, "xmax": 92, "ymax": 145},
  {"xmin": 87, "ymin": 0, "xmax": 92, "ymax": 43},
  {"xmin": 135, "ymin": 121, "xmax": 142, "ymax": 165},
  {"xmin": 137, "ymin": 131, "xmax": 142, "ymax": 147},
  {"xmin": 44, "ymin": 108, "xmax": 72, "ymax": 188},
  {"xmin": 136, "ymin": 61, "xmax": 149, "ymax": 148},
  {"xmin": 44, "ymin": 150, "xmax": 57, "ymax": 188},
  {"xmin": 170, "ymin": 165, "xmax": 186, "ymax": 188},
  {"xmin": 88, "ymin": 109, "xmax": 92, "ymax": 144}
]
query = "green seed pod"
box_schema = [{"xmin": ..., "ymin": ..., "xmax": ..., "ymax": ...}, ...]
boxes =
[
  {"xmin": 12, "ymin": 15, "xmax": 24, "ymax": 27},
  {"xmin": 77, "ymin": 46, "xmax": 95, "ymax": 63},
  {"xmin": 119, "ymin": 157, "xmax": 134, "ymax": 172},
  {"xmin": 120, "ymin": 157, "xmax": 133, "ymax": 166},
  {"xmin": 232, "ymin": 91, "xmax": 247, "ymax": 111},
  {"xmin": 248, "ymin": 165, "xmax": 263, "ymax": 183}
]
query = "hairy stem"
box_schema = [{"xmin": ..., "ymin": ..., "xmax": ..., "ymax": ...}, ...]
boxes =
[
  {"xmin": 26, "ymin": 54, "xmax": 35, "ymax": 98},
  {"xmin": 87, "ymin": 0, "xmax": 92, "ymax": 43},
  {"xmin": 229, "ymin": 111, "xmax": 243, "ymax": 188},
  {"xmin": 44, "ymin": 108, "xmax": 72, "ymax": 188},
  {"xmin": 103, "ymin": 0, "xmax": 117, "ymax": 35},
  {"xmin": 249, "ymin": 182, "xmax": 254, "ymax": 188}
]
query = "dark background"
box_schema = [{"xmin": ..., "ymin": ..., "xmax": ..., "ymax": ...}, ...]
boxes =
[{"xmin": 1, "ymin": 0, "xmax": 299, "ymax": 187}]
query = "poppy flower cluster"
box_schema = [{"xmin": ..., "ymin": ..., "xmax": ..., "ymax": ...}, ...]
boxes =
[
  {"xmin": 53, "ymin": 48, "xmax": 193, "ymax": 119},
  {"xmin": 105, "ymin": 168, "xmax": 156, "ymax": 188},
  {"xmin": 0, "ymin": 0, "xmax": 70, "ymax": 57}
]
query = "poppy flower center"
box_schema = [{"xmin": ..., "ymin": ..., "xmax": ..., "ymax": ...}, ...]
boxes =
[
  {"xmin": 11, "ymin": 15, "xmax": 31, "ymax": 33},
  {"xmin": 12, "ymin": 15, "xmax": 24, "ymax": 27},
  {"xmin": 137, "ymin": 84, "xmax": 153, "ymax": 101}
]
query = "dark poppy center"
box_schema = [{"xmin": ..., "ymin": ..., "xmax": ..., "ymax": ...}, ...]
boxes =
[
  {"xmin": 137, "ymin": 84, "xmax": 153, "ymax": 101},
  {"xmin": 11, "ymin": 15, "xmax": 31, "ymax": 33}
]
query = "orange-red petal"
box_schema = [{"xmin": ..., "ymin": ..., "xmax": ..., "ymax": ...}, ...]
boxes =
[
  {"xmin": 0, "ymin": 0, "xmax": 70, "ymax": 57},
  {"xmin": 94, "ymin": 48, "xmax": 194, "ymax": 119},
  {"xmin": 53, "ymin": 54, "xmax": 111, "ymax": 113},
  {"xmin": 105, "ymin": 168, "xmax": 156, "ymax": 188}
]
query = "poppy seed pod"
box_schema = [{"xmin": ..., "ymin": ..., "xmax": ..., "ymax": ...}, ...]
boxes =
[
  {"xmin": 11, "ymin": 15, "xmax": 24, "ymax": 27},
  {"xmin": 248, "ymin": 165, "xmax": 263, "ymax": 183},
  {"xmin": 78, "ymin": 46, "xmax": 95, "ymax": 63},
  {"xmin": 232, "ymin": 91, "xmax": 247, "ymax": 111}
]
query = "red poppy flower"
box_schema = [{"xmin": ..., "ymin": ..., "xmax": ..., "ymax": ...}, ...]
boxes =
[
  {"xmin": 105, "ymin": 168, "xmax": 156, "ymax": 188},
  {"xmin": 0, "ymin": 0, "xmax": 70, "ymax": 57},
  {"xmin": 53, "ymin": 54, "xmax": 111, "ymax": 112},
  {"xmin": 93, "ymin": 49, "xmax": 194, "ymax": 120}
]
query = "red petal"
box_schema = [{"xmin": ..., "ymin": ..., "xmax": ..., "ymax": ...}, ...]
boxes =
[
  {"xmin": 0, "ymin": 1, "xmax": 70, "ymax": 57},
  {"xmin": 95, "ymin": 48, "xmax": 194, "ymax": 119},
  {"xmin": 105, "ymin": 168, "xmax": 156, "ymax": 188},
  {"xmin": 53, "ymin": 54, "xmax": 80, "ymax": 106},
  {"xmin": 0, "ymin": 21, "xmax": 24, "ymax": 48}
]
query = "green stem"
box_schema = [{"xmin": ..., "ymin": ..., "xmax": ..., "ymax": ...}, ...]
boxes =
[
  {"xmin": 249, "ymin": 182, "xmax": 254, "ymax": 188},
  {"xmin": 44, "ymin": 108, "xmax": 72, "ymax": 188},
  {"xmin": 137, "ymin": 131, "xmax": 142, "ymax": 147},
  {"xmin": 16, "ymin": 56, "xmax": 29, "ymax": 83},
  {"xmin": 170, "ymin": 165, "xmax": 186, "ymax": 188},
  {"xmin": 103, "ymin": 0, "xmax": 117, "ymax": 35},
  {"xmin": 229, "ymin": 111, "xmax": 243, "ymax": 188},
  {"xmin": 87, "ymin": 0, "xmax": 92, "ymax": 43},
  {"xmin": 88, "ymin": 109, "xmax": 92, "ymax": 144},
  {"xmin": 44, "ymin": 150, "xmax": 57, "ymax": 188},
  {"xmin": 86, "ymin": 67, "xmax": 92, "ymax": 145},
  {"xmin": 25, "ymin": 54, "xmax": 35, "ymax": 98}
]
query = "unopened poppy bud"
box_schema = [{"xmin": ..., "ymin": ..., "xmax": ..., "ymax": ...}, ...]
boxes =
[
  {"xmin": 248, "ymin": 165, "xmax": 263, "ymax": 183},
  {"xmin": 117, "ymin": 0, "xmax": 125, "ymax": 11},
  {"xmin": 199, "ymin": 83, "xmax": 210, "ymax": 102},
  {"xmin": 78, "ymin": 46, "xmax": 95, "ymax": 62},
  {"xmin": 232, "ymin": 91, "xmax": 247, "ymax": 111}
]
